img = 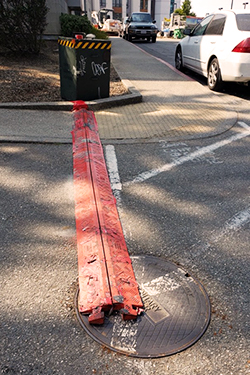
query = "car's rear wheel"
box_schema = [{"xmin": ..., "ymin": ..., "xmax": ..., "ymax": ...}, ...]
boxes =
[
  {"xmin": 208, "ymin": 58, "xmax": 223, "ymax": 91},
  {"xmin": 175, "ymin": 47, "xmax": 183, "ymax": 71}
]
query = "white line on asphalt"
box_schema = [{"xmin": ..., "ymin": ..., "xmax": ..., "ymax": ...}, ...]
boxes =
[
  {"xmin": 124, "ymin": 122, "xmax": 250, "ymax": 186},
  {"xmin": 238, "ymin": 121, "xmax": 250, "ymax": 130},
  {"xmin": 110, "ymin": 314, "xmax": 138, "ymax": 352},
  {"xmin": 222, "ymin": 207, "xmax": 250, "ymax": 232},
  {"xmin": 192, "ymin": 206, "xmax": 250, "ymax": 258},
  {"xmin": 105, "ymin": 145, "xmax": 122, "ymax": 203}
]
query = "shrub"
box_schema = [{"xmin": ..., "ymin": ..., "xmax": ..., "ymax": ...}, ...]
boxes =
[
  {"xmin": 90, "ymin": 26, "xmax": 108, "ymax": 40},
  {"xmin": 0, "ymin": 0, "xmax": 48, "ymax": 54},
  {"xmin": 60, "ymin": 14, "xmax": 92, "ymax": 37},
  {"xmin": 60, "ymin": 14, "xmax": 108, "ymax": 39}
]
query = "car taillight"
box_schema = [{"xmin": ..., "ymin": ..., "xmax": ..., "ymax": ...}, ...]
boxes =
[{"xmin": 232, "ymin": 38, "xmax": 250, "ymax": 53}]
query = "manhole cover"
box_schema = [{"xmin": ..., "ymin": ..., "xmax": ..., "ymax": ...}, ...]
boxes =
[{"xmin": 75, "ymin": 256, "xmax": 210, "ymax": 358}]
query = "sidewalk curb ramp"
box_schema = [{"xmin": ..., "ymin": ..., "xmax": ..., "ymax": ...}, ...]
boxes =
[{"xmin": 72, "ymin": 103, "xmax": 143, "ymax": 324}]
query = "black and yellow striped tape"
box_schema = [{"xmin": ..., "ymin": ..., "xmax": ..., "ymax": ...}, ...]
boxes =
[{"xmin": 58, "ymin": 38, "xmax": 111, "ymax": 50}]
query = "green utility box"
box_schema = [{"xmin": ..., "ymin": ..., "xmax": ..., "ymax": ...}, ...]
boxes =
[
  {"xmin": 58, "ymin": 37, "xmax": 111, "ymax": 101},
  {"xmin": 174, "ymin": 29, "xmax": 183, "ymax": 39}
]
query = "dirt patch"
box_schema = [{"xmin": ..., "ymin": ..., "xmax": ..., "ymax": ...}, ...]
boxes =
[{"xmin": 0, "ymin": 40, "xmax": 128, "ymax": 103}]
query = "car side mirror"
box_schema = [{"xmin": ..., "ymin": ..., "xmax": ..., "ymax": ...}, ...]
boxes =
[{"xmin": 153, "ymin": 20, "xmax": 156, "ymax": 24}]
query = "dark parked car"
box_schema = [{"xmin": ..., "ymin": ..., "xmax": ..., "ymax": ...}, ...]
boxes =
[{"xmin": 123, "ymin": 12, "xmax": 158, "ymax": 43}]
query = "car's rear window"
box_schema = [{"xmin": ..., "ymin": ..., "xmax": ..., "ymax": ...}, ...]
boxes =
[{"xmin": 236, "ymin": 14, "xmax": 250, "ymax": 31}]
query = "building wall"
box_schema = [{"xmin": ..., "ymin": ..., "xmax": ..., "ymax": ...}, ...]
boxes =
[
  {"xmin": 85, "ymin": 0, "xmax": 93, "ymax": 20},
  {"xmin": 123, "ymin": 0, "xmax": 152, "ymax": 20},
  {"xmin": 92, "ymin": 0, "xmax": 98, "ymax": 10},
  {"xmin": 125, "ymin": 0, "xmax": 181, "ymax": 29},
  {"xmin": 121, "ymin": 0, "xmax": 180, "ymax": 29},
  {"xmin": 154, "ymin": 0, "xmax": 181, "ymax": 28},
  {"xmin": 45, "ymin": 0, "xmax": 68, "ymax": 35},
  {"xmin": 44, "ymin": 0, "xmax": 181, "ymax": 35},
  {"xmin": 67, "ymin": 0, "xmax": 85, "ymax": 15},
  {"xmin": 155, "ymin": 0, "xmax": 167, "ymax": 27},
  {"xmin": 67, "ymin": 0, "xmax": 83, "ymax": 8}
]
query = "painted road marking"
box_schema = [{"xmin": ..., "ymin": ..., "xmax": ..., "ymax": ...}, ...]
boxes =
[
  {"xmin": 105, "ymin": 122, "xmax": 250, "ymax": 191},
  {"xmin": 238, "ymin": 121, "xmax": 250, "ymax": 130},
  {"xmin": 105, "ymin": 145, "xmax": 122, "ymax": 206},
  {"xmin": 105, "ymin": 145, "xmax": 122, "ymax": 191},
  {"xmin": 110, "ymin": 314, "xmax": 139, "ymax": 353},
  {"xmin": 160, "ymin": 141, "xmax": 224, "ymax": 165},
  {"xmin": 142, "ymin": 274, "xmax": 180, "ymax": 295},
  {"xmin": 105, "ymin": 124, "xmax": 250, "ymax": 279},
  {"xmin": 192, "ymin": 206, "xmax": 250, "ymax": 258},
  {"xmin": 124, "ymin": 122, "xmax": 250, "ymax": 186}
]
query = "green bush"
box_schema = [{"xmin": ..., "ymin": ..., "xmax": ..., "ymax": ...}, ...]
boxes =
[
  {"xmin": 60, "ymin": 14, "xmax": 92, "ymax": 37},
  {"xmin": 90, "ymin": 26, "xmax": 108, "ymax": 39},
  {"xmin": 0, "ymin": 0, "xmax": 48, "ymax": 54},
  {"xmin": 60, "ymin": 14, "xmax": 108, "ymax": 39}
]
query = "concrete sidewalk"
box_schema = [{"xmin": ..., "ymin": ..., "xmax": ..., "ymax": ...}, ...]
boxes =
[
  {"xmin": 96, "ymin": 37, "xmax": 237, "ymax": 142},
  {"xmin": 0, "ymin": 37, "xmax": 237, "ymax": 144}
]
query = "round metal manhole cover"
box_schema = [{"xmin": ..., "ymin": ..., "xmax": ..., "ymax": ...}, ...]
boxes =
[{"xmin": 75, "ymin": 256, "xmax": 210, "ymax": 358}]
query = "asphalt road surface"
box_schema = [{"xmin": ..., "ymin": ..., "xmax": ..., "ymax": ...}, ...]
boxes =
[
  {"xmin": 135, "ymin": 37, "xmax": 250, "ymax": 102},
  {"xmin": 1, "ymin": 38, "xmax": 250, "ymax": 375}
]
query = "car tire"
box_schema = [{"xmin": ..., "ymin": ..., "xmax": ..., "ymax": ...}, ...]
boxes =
[
  {"xmin": 175, "ymin": 47, "xmax": 183, "ymax": 71},
  {"xmin": 128, "ymin": 35, "xmax": 132, "ymax": 42},
  {"xmin": 152, "ymin": 36, "xmax": 156, "ymax": 43},
  {"xmin": 208, "ymin": 58, "xmax": 223, "ymax": 91}
]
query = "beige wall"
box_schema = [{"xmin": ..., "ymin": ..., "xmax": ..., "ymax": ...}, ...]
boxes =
[
  {"xmin": 44, "ymin": 0, "xmax": 181, "ymax": 35},
  {"xmin": 45, "ymin": 0, "xmax": 68, "ymax": 35}
]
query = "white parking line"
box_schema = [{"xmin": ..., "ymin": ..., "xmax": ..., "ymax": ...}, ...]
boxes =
[
  {"xmin": 105, "ymin": 145, "xmax": 122, "ymax": 203},
  {"xmin": 105, "ymin": 125, "xmax": 250, "ymax": 259},
  {"xmin": 238, "ymin": 121, "xmax": 250, "ymax": 130},
  {"xmin": 222, "ymin": 207, "xmax": 250, "ymax": 235},
  {"xmin": 124, "ymin": 122, "xmax": 250, "ymax": 186},
  {"xmin": 192, "ymin": 206, "xmax": 250, "ymax": 258}
]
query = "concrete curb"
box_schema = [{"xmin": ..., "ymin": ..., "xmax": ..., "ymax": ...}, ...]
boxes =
[{"xmin": 0, "ymin": 79, "xmax": 142, "ymax": 111}]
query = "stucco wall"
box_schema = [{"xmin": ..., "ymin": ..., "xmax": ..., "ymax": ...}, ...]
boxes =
[
  {"xmin": 44, "ymin": 0, "xmax": 181, "ymax": 35},
  {"xmin": 45, "ymin": 0, "xmax": 68, "ymax": 35},
  {"xmin": 154, "ymin": 0, "xmax": 181, "ymax": 28}
]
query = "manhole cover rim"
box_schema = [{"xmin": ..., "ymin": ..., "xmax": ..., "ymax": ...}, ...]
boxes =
[{"xmin": 74, "ymin": 256, "xmax": 211, "ymax": 358}]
